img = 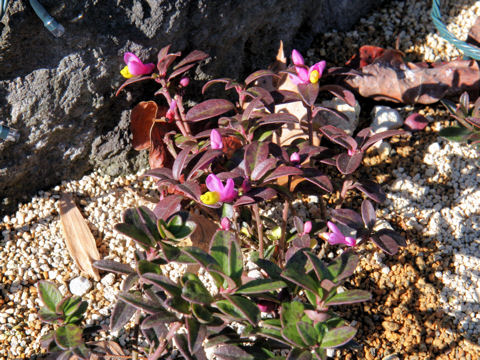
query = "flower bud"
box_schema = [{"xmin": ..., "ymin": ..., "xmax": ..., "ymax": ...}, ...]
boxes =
[
  {"xmin": 179, "ymin": 77, "xmax": 190, "ymax": 87},
  {"xmin": 289, "ymin": 152, "xmax": 300, "ymax": 163},
  {"xmin": 303, "ymin": 221, "xmax": 312, "ymax": 234},
  {"xmin": 291, "ymin": 49, "xmax": 304, "ymax": 66},
  {"xmin": 220, "ymin": 217, "xmax": 231, "ymax": 231}
]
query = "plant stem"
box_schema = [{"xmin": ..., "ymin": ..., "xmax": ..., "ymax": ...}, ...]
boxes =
[
  {"xmin": 278, "ymin": 176, "xmax": 291, "ymax": 264},
  {"xmin": 132, "ymin": 310, "xmax": 141, "ymax": 360},
  {"xmin": 175, "ymin": 94, "xmax": 192, "ymax": 136},
  {"xmin": 307, "ymin": 106, "xmax": 313, "ymax": 145},
  {"xmin": 252, "ymin": 204, "xmax": 264, "ymax": 258},
  {"xmin": 160, "ymin": 85, "xmax": 188, "ymax": 137}
]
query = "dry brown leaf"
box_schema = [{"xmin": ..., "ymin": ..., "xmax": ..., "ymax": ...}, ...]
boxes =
[
  {"xmin": 87, "ymin": 340, "xmax": 126, "ymax": 359},
  {"xmin": 59, "ymin": 193, "xmax": 101, "ymax": 281}
]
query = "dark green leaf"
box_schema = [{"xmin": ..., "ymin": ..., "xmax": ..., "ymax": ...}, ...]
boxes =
[
  {"xmin": 282, "ymin": 324, "xmax": 307, "ymax": 347},
  {"xmin": 210, "ymin": 230, "xmax": 243, "ymax": 285},
  {"xmin": 118, "ymin": 292, "xmax": 164, "ymax": 314},
  {"xmin": 282, "ymin": 267, "xmax": 319, "ymax": 295},
  {"xmin": 297, "ymin": 321, "xmax": 318, "ymax": 346},
  {"xmin": 141, "ymin": 311, "xmax": 178, "ymax": 329},
  {"xmin": 254, "ymin": 258, "xmax": 282, "ymax": 280},
  {"xmin": 327, "ymin": 250, "xmax": 359, "ymax": 282},
  {"xmin": 186, "ymin": 99, "xmax": 235, "ymax": 122},
  {"xmin": 324, "ymin": 289, "xmax": 372, "ymax": 306},
  {"xmin": 110, "ymin": 300, "xmax": 137, "ymax": 332},
  {"xmin": 174, "ymin": 333, "xmax": 194, "ymax": 360},
  {"xmin": 280, "ymin": 301, "xmax": 305, "ymax": 328},
  {"xmin": 38, "ymin": 307, "xmax": 62, "ymax": 324},
  {"xmin": 93, "ymin": 260, "xmax": 134, "ymax": 275},
  {"xmin": 165, "ymin": 296, "xmax": 190, "ymax": 314},
  {"xmin": 115, "ymin": 223, "xmax": 155, "ymax": 250},
  {"xmin": 223, "ymin": 295, "xmax": 260, "ymax": 325},
  {"xmin": 187, "ymin": 317, "xmax": 207, "ymax": 354},
  {"xmin": 287, "ymin": 348, "xmax": 313, "ymax": 360},
  {"xmin": 235, "ymin": 279, "xmax": 287, "ymax": 294},
  {"xmin": 166, "ymin": 211, "xmax": 197, "ymax": 240},
  {"xmin": 141, "ymin": 273, "xmax": 181, "ymax": 297},
  {"xmin": 55, "ymin": 324, "xmax": 84, "ymax": 350},
  {"xmin": 137, "ymin": 260, "xmax": 163, "ymax": 275},
  {"xmin": 215, "ymin": 299, "xmax": 245, "ymax": 320},
  {"xmin": 182, "ymin": 276, "xmax": 213, "ymax": 305},
  {"xmin": 38, "ymin": 281, "xmax": 62, "ymax": 312},
  {"xmin": 305, "ymin": 252, "xmax": 331, "ymax": 282},
  {"xmin": 254, "ymin": 327, "xmax": 290, "ymax": 345},
  {"xmin": 320, "ymin": 326, "xmax": 356, "ymax": 348},
  {"xmin": 72, "ymin": 344, "xmax": 90, "ymax": 360},
  {"xmin": 180, "ymin": 246, "xmax": 220, "ymax": 269},
  {"xmin": 192, "ymin": 303, "xmax": 214, "ymax": 323}
]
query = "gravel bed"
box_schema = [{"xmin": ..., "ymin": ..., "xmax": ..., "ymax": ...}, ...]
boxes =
[{"xmin": 2, "ymin": 0, "xmax": 480, "ymax": 359}]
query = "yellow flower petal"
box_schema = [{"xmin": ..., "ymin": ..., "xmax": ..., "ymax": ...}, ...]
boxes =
[
  {"xmin": 200, "ymin": 191, "xmax": 220, "ymax": 205},
  {"xmin": 309, "ymin": 70, "xmax": 320, "ymax": 84},
  {"xmin": 120, "ymin": 66, "xmax": 134, "ymax": 79}
]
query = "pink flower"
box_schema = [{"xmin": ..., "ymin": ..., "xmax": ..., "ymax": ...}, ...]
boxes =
[
  {"xmin": 210, "ymin": 129, "xmax": 223, "ymax": 150},
  {"xmin": 326, "ymin": 221, "xmax": 356, "ymax": 247},
  {"xmin": 302, "ymin": 221, "xmax": 312, "ymax": 235},
  {"xmin": 200, "ymin": 174, "xmax": 238, "ymax": 205},
  {"xmin": 120, "ymin": 52, "xmax": 155, "ymax": 78},
  {"xmin": 179, "ymin": 77, "xmax": 190, "ymax": 87},
  {"xmin": 220, "ymin": 217, "xmax": 231, "ymax": 231},
  {"xmin": 289, "ymin": 49, "xmax": 326, "ymax": 85},
  {"xmin": 166, "ymin": 100, "xmax": 177, "ymax": 122},
  {"xmin": 290, "ymin": 152, "xmax": 300, "ymax": 163}
]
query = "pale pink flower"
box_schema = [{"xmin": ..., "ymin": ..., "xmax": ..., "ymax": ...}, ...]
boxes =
[
  {"xmin": 210, "ymin": 129, "xmax": 223, "ymax": 150},
  {"xmin": 289, "ymin": 49, "xmax": 326, "ymax": 85},
  {"xmin": 326, "ymin": 221, "xmax": 356, "ymax": 247},
  {"xmin": 290, "ymin": 152, "xmax": 300, "ymax": 163},
  {"xmin": 302, "ymin": 221, "xmax": 312, "ymax": 235},
  {"xmin": 206, "ymin": 174, "xmax": 237, "ymax": 202}
]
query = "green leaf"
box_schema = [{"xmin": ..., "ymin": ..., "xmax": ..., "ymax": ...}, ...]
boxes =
[
  {"xmin": 280, "ymin": 301, "xmax": 305, "ymax": 328},
  {"xmin": 62, "ymin": 298, "xmax": 88, "ymax": 324},
  {"xmin": 141, "ymin": 311, "xmax": 178, "ymax": 329},
  {"xmin": 174, "ymin": 333, "xmax": 193, "ymax": 360},
  {"xmin": 115, "ymin": 223, "xmax": 155, "ymax": 249},
  {"xmin": 287, "ymin": 348, "xmax": 313, "ymax": 360},
  {"xmin": 137, "ymin": 260, "xmax": 163, "ymax": 275},
  {"xmin": 55, "ymin": 324, "xmax": 84, "ymax": 350},
  {"xmin": 181, "ymin": 276, "xmax": 213, "ymax": 305},
  {"xmin": 320, "ymin": 325, "xmax": 356, "ymax": 348},
  {"xmin": 296, "ymin": 321, "xmax": 318, "ymax": 346},
  {"xmin": 254, "ymin": 327, "xmax": 290, "ymax": 345},
  {"xmin": 439, "ymin": 126, "xmax": 471, "ymax": 142},
  {"xmin": 223, "ymin": 294, "xmax": 260, "ymax": 325},
  {"xmin": 327, "ymin": 250, "xmax": 359, "ymax": 283},
  {"xmin": 213, "ymin": 344, "xmax": 255, "ymax": 360},
  {"xmin": 38, "ymin": 281, "xmax": 63, "ymax": 312},
  {"xmin": 282, "ymin": 324, "xmax": 307, "ymax": 347},
  {"xmin": 261, "ymin": 318, "xmax": 282, "ymax": 329},
  {"xmin": 210, "ymin": 230, "xmax": 243, "ymax": 285},
  {"xmin": 324, "ymin": 289, "xmax": 372, "ymax": 306},
  {"xmin": 38, "ymin": 307, "xmax": 62, "ymax": 324},
  {"xmin": 235, "ymin": 279, "xmax": 287, "ymax": 294},
  {"xmin": 180, "ymin": 247, "xmax": 220, "ymax": 269},
  {"xmin": 215, "ymin": 299, "xmax": 245, "ymax": 320},
  {"xmin": 305, "ymin": 252, "xmax": 331, "ymax": 281},
  {"xmin": 72, "ymin": 344, "xmax": 90, "ymax": 360},
  {"xmin": 254, "ymin": 258, "xmax": 282, "ymax": 280},
  {"xmin": 166, "ymin": 212, "xmax": 197, "ymax": 240},
  {"xmin": 165, "ymin": 296, "xmax": 190, "ymax": 314},
  {"xmin": 305, "ymin": 290, "xmax": 318, "ymax": 306},
  {"xmin": 192, "ymin": 303, "xmax": 214, "ymax": 324}
]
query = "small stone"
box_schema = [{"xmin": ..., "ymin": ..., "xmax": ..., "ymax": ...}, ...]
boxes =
[
  {"xmin": 101, "ymin": 273, "xmax": 115, "ymax": 287},
  {"xmin": 382, "ymin": 320, "xmax": 400, "ymax": 331},
  {"xmin": 370, "ymin": 106, "xmax": 403, "ymax": 133},
  {"xmin": 69, "ymin": 276, "xmax": 92, "ymax": 296}
]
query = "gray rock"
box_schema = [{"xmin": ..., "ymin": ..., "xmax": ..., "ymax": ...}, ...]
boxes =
[
  {"xmin": 69, "ymin": 276, "xmax": 92, "ymax": 296},
  {"xmin": 318, "ymin": 98, "xmax": 360, "ymax": 135},
  {"xmin": 0, "ymin": 0, "xmax": 380, "ymax": 214},
  {"xmin": 370, "ymin": 105, "xmax": 403, "ymax": 133}
]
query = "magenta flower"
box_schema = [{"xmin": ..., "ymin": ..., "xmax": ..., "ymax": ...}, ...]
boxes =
[
  {"xmin": 290, "ymin": 152, "xmax": 300, "ymax": 163},
  {"xmin": 179, "ymin": 77, "xmax": 190, "ymax": 87},
  {"xmin": 210, "ymin": 129, "xmax": 223, "ymax": 150},
  {"xmin": 200, "ymin": 174, "xmax": 238, "ymax": 205},
  {"xmin": 325, "ymin": 221, "xmax": 356, "ymax": 247},
  {"xmin": 301, "ymin": 221, "xmax": 312, "ymax": 235},
  {"xmin": 220, "ymin": 217, "xmax": 231, "ymax": 231},
  {"xmin": 289, "ymin": 49, "xmax": 326, "ymax": 85},
  {"xmin": 120, "ymin": 52, "xmax": 155, "ymax": 79}
]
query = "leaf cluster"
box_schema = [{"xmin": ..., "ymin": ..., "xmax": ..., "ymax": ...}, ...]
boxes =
[{"xmin": 440, "ymin": 92, "xmax": 480, "ymax": 144}]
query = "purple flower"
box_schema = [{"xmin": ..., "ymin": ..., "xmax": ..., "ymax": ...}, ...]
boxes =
[
  {"xmin": 325, "ymin": 221, "xmax": 356, "ymax": 247},
  {"xmin": 289, "ymin": 49, "xmax": 326, "ymax": 85},
  {"xmin": 120, "ymin": 52, "xmax": 155, "ymax": 79},
  {"xmin": 210, "ymin": 129, "xmax": 223, "ymax": 150},
  {"xmin": 200, "ymin": 174, "xmax": 238, "ymax": 205},
  {"xmin": 290, "ymin": 152, "xmax": 300, "ymax": 163}
]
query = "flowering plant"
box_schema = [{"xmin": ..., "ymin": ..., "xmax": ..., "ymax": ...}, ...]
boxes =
[{"xmin": 39, "ymin": 45, "xmax": 407, "ymax": 359}]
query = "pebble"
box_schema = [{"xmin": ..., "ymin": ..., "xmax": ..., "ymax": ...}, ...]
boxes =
[
  {"xmin": 370, "ymin": 106, "xmax": 403, "ymax": 133},
  {"xmin": 69, "ymin": 276, "xmax": 92, "ymax": 296}
]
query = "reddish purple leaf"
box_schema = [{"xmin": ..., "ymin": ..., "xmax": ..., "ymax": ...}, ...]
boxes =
[
  {"xmin": 336, "ymin": 152, "xmax": 363, "ymax": 174},
  {"xmin": 172, "ymin": 145, "xmax": 194, "ymax": 180},
  {"xmin": 244, "ymin": 142, "xmax": 269, "ymax": 177},
  {"xmin": 153, "ymin": 195, "xmax": 183, "ymax": 220},
  {"xmin": 360, "ymin": 129, "xmax": 404, "ymax": 151},
  {"xmin": 143, "ymin": 168, "xmax": 173, "ymax": 181},
  {"xmin": 404, "ymin": 113, "xmax": 429, "ymax": 131},
  {"xmin": 247, "ymin": 86, "xmax": 275, "ymax": 109},
  {"xmin": 256, "ymin": 113, "xmax": 298, "ymax": 126},
  {"xmin": 331, "ymin": 209, "xmax": 364, "ymax": 230},
  {"xmin": 115, "ymin": 75, "xmax": 153, "ymax": 96},
  {"xmin": 186, "ymin": 149, "xmax": 223, "ymax": 180},
  {"xmin": 168, "ymin": 63, "xmax": 196, "ymax": 81},
  {"xmin": 244, "ymin": 69, "xmax": 279, "ymax": 85},
  {"xmin": 186, "ymin": 99, "xmax": 235, "ymax": 122},
  {"xmin": 271, "ymin": 90, "xmax": 302, "ymax": 104},
  {"xmin": 361, "ymin": 199, "xmax": 376, "ymax": 229},
  {"xmin": 242, "ymin": 98, "xmax": 264, "ymax": 121},
  {"xmin": 320, "ymin": 125, "xmax": 357, "ymax": 150},
  {"xmin": 202, "ymin": 78, "xmax": 232, "ymax": 94},
  {"xmin": 263, "ymin": 165, "xmax": 303, "ymax": 183},
  {"xmin": 234, "ymin": 195, "xmax": 256, "ymax": 206},
  {"xmin": 370, "ymin": 233, "xmax": 399, "ymax": 255},
  {"xmin": 157, "ymin": 52, "xmax": 181, "ymax": 76},
  {"xmin": 157, "ymin": 45, "xmax": 172, "ymax": 63},
  {"xmin": 251, "ymin": 158, "xmax": 278, "ymax": 181},
  {"xmin": 377, "ymin": 228, "xmax": 406, "ymax": 247},
  {"xmin": 297, "ymin": 82, "xmax": 319, "ymax": 106},
  {"xmin": 176, "ymin": 181, "xmax": 201, "ymax": 201},
  {"xmin": 353, "ymin": 180, "xmax": 386, "ymax": 203},
  {"xmin": 314, "ymin": 105, "xmax": 352, "ymax": 125},
  {"xmin": 319, "ymin": 85, "xmax": 356, "ymax": 107},
  {"xmin": 300, "ymin": 168, "xmax": 333, "ymax": 192},
  {"xmin": 173, "ymin": 50, "xmax": 209, "ymax": 70}
]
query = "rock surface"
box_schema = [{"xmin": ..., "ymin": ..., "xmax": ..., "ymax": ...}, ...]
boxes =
[{"xmin": 0, "ymin": 0, "xmax": 378, "ymax": 214}]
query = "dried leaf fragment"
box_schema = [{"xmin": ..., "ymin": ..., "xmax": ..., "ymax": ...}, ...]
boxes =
[{"xmin": 59, "ymin": 193, "xmax": 101, "ymax": 281}]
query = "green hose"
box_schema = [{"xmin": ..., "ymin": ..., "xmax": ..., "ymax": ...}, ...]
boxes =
[
  {"xmin": 29, "ymin": 0, "xmax": 64, "ymax": 37},
  {"xmin": 431, "ymin": 0, "xmax": 480, "ymax": 60}
]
